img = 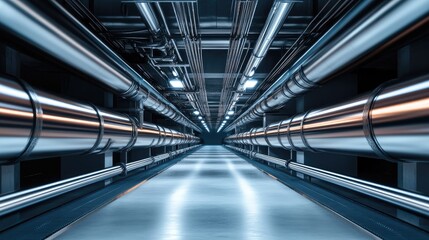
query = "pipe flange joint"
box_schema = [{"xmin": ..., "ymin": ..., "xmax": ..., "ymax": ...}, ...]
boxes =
[
  {"xmin": 122, "ymin": 81, "xmax": 141, "ymax": 100},
  {"xmin": 297, "ymin": 66, "xmax": 320, "ymax": 89},
  {"xmin": 286, "ymin": 114, "xmax": 301, "ymax": 152},
  {"xmin": 362, "ymin": 80, "xmax": 398, "ymax": 161},
  {"xmin": 85, "ymin": 104, "xmax": 104, "ymax": 155},
  {"xmin": 300, "ymin": 110, "xmax": 317, "ymax": 152},
  {"xmin": 123, "ymin": 115, "xmax": 138, "ymax": 151},
  {"xmin": 14, "ymin": 79, "xmax": 44, "ymax": 163}
]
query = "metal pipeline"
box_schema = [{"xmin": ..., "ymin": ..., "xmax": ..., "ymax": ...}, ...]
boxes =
[
  {"xmin": 0, "ymin": 75, "xmax": 199, "ymax": 162},
  {"xmin": 224, "ymin": 0, "xmax": 294, "ymax": 120},
  {"xmin": 0, "ymin": 144, "xmax": 200, "ymax": 217},
  {"xmin": 0, "ymin": 0, "xmax": 201, "ymax": 132},
  {"xmin": 225, "ymin": 0, "xmax": 429, "ymax": 131},
  {"xmin": 136, "ymin": 2, "xmax": 162, "ymax": 35},
  {"xmin": 225, "ymin": 74, "xmax": 429, "ymax": 162},
  {"xmin": 226, "ymin": 145, "xmax": 429, "ymax": 217},
  {"xmin": 237, "ymin": 0, "xmax": 293, "ymax": 92}
]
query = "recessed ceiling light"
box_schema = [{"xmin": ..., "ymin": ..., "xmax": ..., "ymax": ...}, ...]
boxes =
[
  {"xmin": 198, "ymin": 116, "xmax": 202, "ymax": 119},
  {"xmin": 193, "ymin": 110, "xmax": 200, "ymax": 115},
  {"xmin": 169, "ymin": 79, "xmax": 184, "ymax": 88},
  {"xmin": 227, "ymin": 110, "xmax": 234, "ymax": 115},
  {"xmin": 225, "ymin": 116, "xmax": 230, "ymax": 119},
  {"xmin": 244, "ymin": 79, "xmax": 257, "ymax": 89}
]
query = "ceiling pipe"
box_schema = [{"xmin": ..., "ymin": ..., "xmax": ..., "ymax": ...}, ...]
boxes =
[
  {"xmin": 0, "ymin": 76, "xmax": 199, "ymax": 163},
  {"xmin": 135, "ymin": 2, "xmax": 206, "ymax": 121},
  {"xmin": 0, "ymin": 0, "xmax": 201, "ymax": 132},
  {"xmin": 136, "ymin": 2, "xmax": 162, "ymax": 35},
  {"xmin": 225, "ymin": 0, "xmax": 429, "ymax": 132},
  {"xmin": 225, "ymin": 74, "xmax": 429, "ymax": 162},
  {"xmin": 223, "ymin": 0, "xmax": 294, "ymax": 121}
]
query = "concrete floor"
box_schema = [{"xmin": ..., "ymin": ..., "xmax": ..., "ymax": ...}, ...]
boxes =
[{"xmin": 56, "ymin": 146, "xmax": 376, "ymax": 240}]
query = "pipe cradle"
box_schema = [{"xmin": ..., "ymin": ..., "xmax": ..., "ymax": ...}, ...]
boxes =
[
  {"xmin": 0, "ymin": 76, "xmax": 199, "ymax": 162},
  {"xmin": 225, "ymin": 75, "xmax": 429, "ymax": 162}
]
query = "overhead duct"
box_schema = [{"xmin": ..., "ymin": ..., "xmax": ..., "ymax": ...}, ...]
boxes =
[
  {"xmin": 0, "ymin": 0, "xmax": 201, "ymax": 132},
  {"xmin": 0, "ymin": 76, "xmax": 199, "ymax": 163},
  {"xmin": 221, "ymin": 0, "xmax": 294, "ymax": 129},
  {"xmin": 225, "ymin": 74, "xmax": 429, "ymax": 162},
  {"xmin": 225, "ymin": 0, "xmax": 429, "ymax": 132}
]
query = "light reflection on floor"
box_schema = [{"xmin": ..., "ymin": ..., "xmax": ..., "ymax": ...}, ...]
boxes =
[{"xmin": 57, "ymin": 146, "xmax": 375, "ymax": 240}]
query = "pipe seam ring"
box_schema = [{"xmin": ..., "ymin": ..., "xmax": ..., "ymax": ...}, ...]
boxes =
[
  {"xmin": 282, "ymin": 82, "xmax": 296, "ymax": 98},
  {"xmin": 15, "ymin": 80, "xmax": 44, "ymax": 162},
  {"xmin": 122, "ymin": 81, "xmax": 140, "ymax": 100},
  {"xmin": 85, "ymin": 104, "xmax": 104, "ymax": 155},
  {"xmin": 277, "ymin": 120, "xmax": 289, "ymax": 149},
  {"xmin": 300, "ymin": 110, "xmax": 317, "ymax": 152},
  {"xmin": 286, "ymin": 114, "xmax": 301, "ymax": 151},
  {"xmin": 264, "ymin": 127, "xmax": 275, "ymax": 148},
  {"xmin": 123, "ymin": 115, "xmax": 138, "ymax": 151},
  {"xmin": 298, "ymin": 66, "xmax": 320, "ymax": 88},
  {"xmin": 362, "ymin": 80, "xmax": 396, "ymax": 161}
]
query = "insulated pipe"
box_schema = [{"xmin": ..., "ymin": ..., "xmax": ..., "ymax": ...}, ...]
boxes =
[
  {"xmin": 225, "ymin": 74, "xmax": 429, "ymax": 162},
  {"xmin": 0, "ymin": 76, "xmax": 199, "ymax": 163},
  {"xmin": 225, "ymin": 145, "xmax": 429, "ymax": 217},
  {"xmin": 226, "ymin": 0, "xmax": 294, "ymax": 115},
  {"xmin": 225, "ymin": 0, "xmax": 429, "ymax": 131},
  {"xmin": 0, "ymin": 0, "xmax": 201, "ymax": 132},
  {"xmin": 0, "ymin": 144, "xmax": 200, "ymax": 217}
]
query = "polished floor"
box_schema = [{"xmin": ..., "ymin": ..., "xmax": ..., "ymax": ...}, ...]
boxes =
[{"xmin": 56, "ymin": 146, "xmax": 375, "ymax": 239}]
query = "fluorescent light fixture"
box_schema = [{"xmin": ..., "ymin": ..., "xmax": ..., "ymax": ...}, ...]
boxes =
[
  {"xmin": 244, "ymin": 79, "xmax": 258, "ymax": 89},
  {"xmin": 227, "ymin": 110, "xmax": 234, "ymax": 115},
  {"xmin": 193, "ymin": 110, "xmax": 200, "ymax": 115},
  {"xmin": 201, "ymin": 120, "xmax": 205, "ymax": 123},
  {"xmin": 225, "ymin": 116, "xmax": 230, "ymax": 119},
  {"xmin": 169, "ymin": 79, "xmax": 184, "ymax": 88},
  {"xmin": 198, "ymin": 116, "xmax": 202, "ymax": 119},
  {"xmin": 172, "ymin": 69, "xmax": 178, "ymax": 77}
]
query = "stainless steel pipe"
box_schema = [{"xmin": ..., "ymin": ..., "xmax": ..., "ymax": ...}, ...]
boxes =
[
  {"xmin": 136, "ymin": 2, "xmax": 162, "ymax": 35},
  {"xmin": 0, "ymin": 0, "xmax": 201, "ymax": 132},
  {"xmin": 224, "ymin": 0, "xmax": 293, "ymax": 119},
  {"xmin": 225, "ymin": 74, "xmax": 429, "ymax": 162},
  {"xmin": 225, "ymin": 0, "xmax": 429, "ymax": 131},
  {"xmin": 0, "ymin": 145, "xmax": 200, "ymax": 217},
  {"xmin": 0, "ymin": 76, "xmax": 199, "ymax": 162},
  {"xmin": 226, "ymin": 145, "xmax": 429, "ymax": 217}
]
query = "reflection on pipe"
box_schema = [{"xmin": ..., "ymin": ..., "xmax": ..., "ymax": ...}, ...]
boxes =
[
  {"xmin": 0, "ymin": 76, "xmax": 199, "ymax": 163},
  {"xmin": 224, "ymin": 0, "xmax": 293, "ymax": 123},
  {"xmin": 225, "ymin": 75, "xmax": 429, "ymax": 162},
  {"xmin": 225, "ymin": 0, "xmax": 429, "ymax": 131},
  {"xmin": 226, "ymin": 145, "xmax": 429, "ymax": 218},
  {"xmin": 0, "ymin": 0, "xmax": 201, "ymax": 132},
  {"xmin": 136, "ymin": 2, "xmax": 161, "ymax": 35},
  {"xmin": 0, "ymin": 145, "xmax": 200, "ymax": 217}
]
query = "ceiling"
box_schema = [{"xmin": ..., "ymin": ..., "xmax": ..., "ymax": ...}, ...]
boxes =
[{"xmin": 71, "ymin": 0, "xmax": 352, "ymax": 132}]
